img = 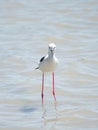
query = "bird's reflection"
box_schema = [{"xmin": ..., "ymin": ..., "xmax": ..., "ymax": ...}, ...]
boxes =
[{"xmin": 41, "ymin": 101, "xmax": 58, "ymax": 125}]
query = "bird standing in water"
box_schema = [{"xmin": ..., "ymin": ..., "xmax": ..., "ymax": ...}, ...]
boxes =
[{"xmin": 36, "ymin": 43, "xmax": 58, "ymax": 104}]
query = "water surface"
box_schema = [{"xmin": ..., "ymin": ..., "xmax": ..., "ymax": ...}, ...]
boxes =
[{"xmin": 0, "ymin": 0, "xmax": 98, "ymax": 130}]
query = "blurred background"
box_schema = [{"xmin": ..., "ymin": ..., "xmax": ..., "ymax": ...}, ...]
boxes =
[{"xmin": 0, "ymin": 0, "xmax": 98, "ymax": 130}]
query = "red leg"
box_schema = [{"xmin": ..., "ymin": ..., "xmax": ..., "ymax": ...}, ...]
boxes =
[
  {"xmin": 52, "ymin": 72, "xmax": 56, "ymax": 102},
  {"xmin": 41, "ymin": 73, "xmax": 44, "ymax": 104}
]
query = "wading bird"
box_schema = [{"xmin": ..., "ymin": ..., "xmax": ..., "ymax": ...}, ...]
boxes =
[{"xmin": 36, "ymin": 43, "xmax": 58, "ymax": 104}]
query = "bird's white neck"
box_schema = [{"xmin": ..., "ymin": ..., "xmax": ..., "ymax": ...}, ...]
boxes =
[{"xmin": 48, "ymin": 50, "xmax": 55, "ymax": 58}]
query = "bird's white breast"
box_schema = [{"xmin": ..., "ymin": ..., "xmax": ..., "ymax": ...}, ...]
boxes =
[{"xmin": 39, "ymin": 56, "xmax": 58, "ymax": 72}]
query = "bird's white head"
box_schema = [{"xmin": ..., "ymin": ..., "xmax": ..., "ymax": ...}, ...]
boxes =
[
  {"xmin": 48, "ymin": 43, "xmax": 56, "ymax": 57},
  {"xmin": 48, "ymin": 43, "xmax": 56, "ymax": 51}
]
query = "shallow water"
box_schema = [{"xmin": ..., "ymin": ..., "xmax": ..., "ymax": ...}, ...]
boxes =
[{"xmin": 0, "ymin": 0, "xmax": 98, "ymax": 129}]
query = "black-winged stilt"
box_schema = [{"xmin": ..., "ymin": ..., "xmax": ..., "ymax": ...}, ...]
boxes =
[{"xmin": 36, "ymin": 43, "xmax": 58, "ymax": 104}]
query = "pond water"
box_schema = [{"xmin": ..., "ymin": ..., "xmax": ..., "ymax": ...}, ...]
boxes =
[{"xmin": 0, "ymin": 0, "xmax": 98, "ymax": 130}]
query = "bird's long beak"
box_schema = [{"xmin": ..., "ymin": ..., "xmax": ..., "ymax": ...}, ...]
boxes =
[{"xmin": 50, "ymin": 49, "xmax": 54, "ymax": 54}]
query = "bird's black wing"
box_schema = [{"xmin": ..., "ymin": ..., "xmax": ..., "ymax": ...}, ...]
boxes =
[
  {"xmin": 35, "ymin": 56, "xmax": 45, "ymax": 70},
  {"xmin": 40, "ymin": 56, "xmax": 45, "ymax": 62}
]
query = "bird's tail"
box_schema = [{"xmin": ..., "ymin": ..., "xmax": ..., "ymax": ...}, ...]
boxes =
[{"xmin": 35, "ymin": 67, "xmax": 39, "ymax": 70}]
